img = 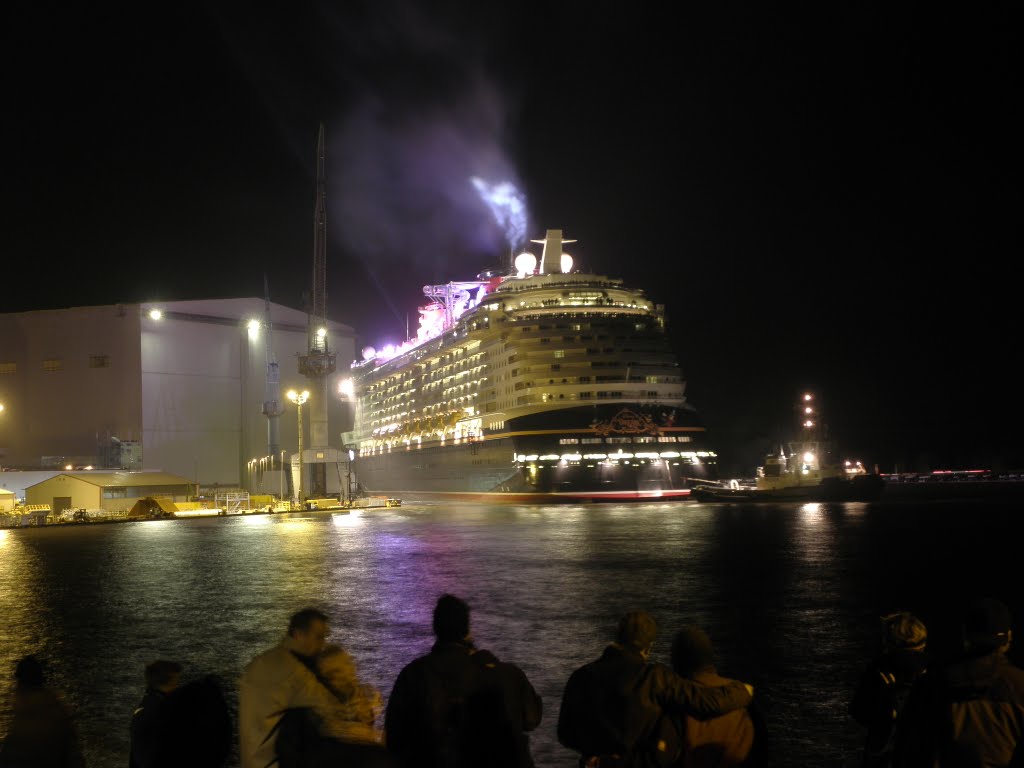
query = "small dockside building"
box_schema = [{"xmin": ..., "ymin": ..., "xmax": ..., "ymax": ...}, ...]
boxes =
[{"xmin": 25, "ymin": 471, "xmax": 195, "ymax": 515}]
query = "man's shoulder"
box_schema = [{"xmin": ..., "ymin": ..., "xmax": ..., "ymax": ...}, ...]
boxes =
[
  {"xmin": 994, "ymin": 657, "xmax": 1024, "ymax": 697},
  {"xmin": 241, "ymin": 643, "xmax": 304, "ymax": 682}
]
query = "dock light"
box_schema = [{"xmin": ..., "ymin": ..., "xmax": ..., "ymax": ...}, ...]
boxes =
[
  {"xmin": 338, "ymin": 378, "xmax": 354, "ymax": 398},
  {"xmin": 0, "ymin": 403, "xmax": 4, "ymax": 413},
  {"xmin": 804, "ymin": 420, "xmax": 814, "ymax": 428},
  {"xmin": 247, "ymin": 319, "xmax": 261, "ymax": 340},
  {"xmin": 803, "ymin": 452, "xmax": 816, "ymax": 463},
  {"xmin": 804, "ymin": 407, "xmax": 813, "ymax": 414},
  {"xmin": 804, "ymin": 393, "xmax": 812, "ymax": 401},
  {"xmin": 149, "ymin": 309, "xmax": 163, "ymax": 320}
]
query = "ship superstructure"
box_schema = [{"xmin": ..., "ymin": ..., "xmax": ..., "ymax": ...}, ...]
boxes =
[{"xmin": 345, "ymin": 230, "xmax": 716, "ymax": 500}]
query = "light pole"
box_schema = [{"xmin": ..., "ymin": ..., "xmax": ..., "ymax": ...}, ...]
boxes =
[
  {"xmin": 280, "ymin": 449, "xmax": 286, "ymax": 502},
  {"xmin": 287, "ymin": 390, "xmax": 310, "ymax": 505}
]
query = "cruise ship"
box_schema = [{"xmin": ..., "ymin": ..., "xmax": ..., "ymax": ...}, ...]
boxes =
[{"xmin": 345, "ymin": 230, "xmax": 717, "ymax": 501}]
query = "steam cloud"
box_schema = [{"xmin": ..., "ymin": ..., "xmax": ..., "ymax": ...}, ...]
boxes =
[{"xmin": 327, "ymin": 3, "xmax": 530, "ymax": 286}]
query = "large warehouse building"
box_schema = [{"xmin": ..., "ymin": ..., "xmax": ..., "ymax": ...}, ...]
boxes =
[{"xmin": 0, "ymin": 299, "xmax": 355, "ymax": 493}]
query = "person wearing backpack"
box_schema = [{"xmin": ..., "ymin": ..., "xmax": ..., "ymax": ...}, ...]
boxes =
[
  {"xmin": 893, "ymin": 597, "xmax": 1024, "ymax": 767},
  {"xmin": 849, "ymin": 611, "xmax": 928, "ymax": 768},
  {"xmin": 384, "ymin": 594, "xmax": 542, "ymax": 768}
]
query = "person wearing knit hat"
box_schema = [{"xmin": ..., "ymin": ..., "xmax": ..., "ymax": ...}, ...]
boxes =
[
  {"xmin": 850, "ymin": 611, "xmax": 928, "ymax": 768},
  {"xmin": 558, "ymin": 611, "xmax": 754, "ymax": 768},
  {"xmin": 894, "ymin": 597, "xmax": 1024, "ymax": 767}
]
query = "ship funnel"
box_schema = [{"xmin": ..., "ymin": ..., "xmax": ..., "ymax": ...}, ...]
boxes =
[{"xmin": 534, "ymin": 229, "xmax": 577, "ymax": 274}]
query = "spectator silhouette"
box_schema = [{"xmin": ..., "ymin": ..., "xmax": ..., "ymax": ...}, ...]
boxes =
[
  {"xmin": 240, "ymin": 607, "xmax": 394, "ymax": 768},
  {"xmin": 558, "ymin": 611, "xmax": 753, "ymax": 768},
  {"xmin": 385, "ymin": 593, "xmax": 542, "ymax": 768},
  {"xmin": 129, "ymin": 659, "xmax": 182, "ymax": 768},
  {"xmin": 0, "ymin": 655, "xmax": 84, "ymax": 768},
  {"xmin": 671, "ymin": 626, "xmax": 766, "ymax": 767},
  {"xmin": 894, "ymin": 597, "xmax": 1024, "ymax": 767},
  {"xmin": 849, "ymin": 611, "xmax": 927, "ymax": 768},
  {"xmin": 130, "ymin": 659, "xmax": 232, "ymax": 768}
]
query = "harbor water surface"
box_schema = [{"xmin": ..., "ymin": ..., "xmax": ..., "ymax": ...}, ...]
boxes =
[{"xmin": 1, "ymin": 498, "xmax": 1022, "ymax": 767}]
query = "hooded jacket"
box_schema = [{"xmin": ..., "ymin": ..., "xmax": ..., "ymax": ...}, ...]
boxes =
[{"xmin": 894, "ymin": 649, "xmax": 1024, "ymax": 767}]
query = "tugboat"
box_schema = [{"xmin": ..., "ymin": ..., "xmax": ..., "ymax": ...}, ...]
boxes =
[{"xmin": 693, "ymin": 392, "xmax": 885, "ymax": 502}]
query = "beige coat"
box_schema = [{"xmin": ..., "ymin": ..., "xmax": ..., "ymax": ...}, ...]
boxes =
[{"xmin": 238, "ymin": 637, "xmax": 348, "ymax": 768}]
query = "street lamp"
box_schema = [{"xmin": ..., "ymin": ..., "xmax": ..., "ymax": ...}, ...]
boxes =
[
  {"xmin": 280, "ymin": 449, "xmax": 286, "ymax": 502},
  {"xmin": 286, "ymin": 390, "xmax": 310, "ymax": 504}
]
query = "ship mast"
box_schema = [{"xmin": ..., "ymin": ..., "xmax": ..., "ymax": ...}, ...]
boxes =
[{"xmin": 298, "ymin": 123, "xmax": 337, "ymax": 478}]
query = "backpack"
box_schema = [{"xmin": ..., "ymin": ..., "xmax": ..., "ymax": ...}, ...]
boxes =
[{"xmin": 864, "ymin": 668, "xmax": 917, "ymax": 761}]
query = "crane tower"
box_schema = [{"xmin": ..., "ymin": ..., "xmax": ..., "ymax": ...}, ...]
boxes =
[{"xmin": 296, "ymin": 122, "xmax": 337, "ymax": 498}]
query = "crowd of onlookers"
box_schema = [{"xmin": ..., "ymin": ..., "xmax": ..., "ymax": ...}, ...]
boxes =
[{"xmin": 0, "ymin": 595, "xmax": 1021, "ymax": 767}]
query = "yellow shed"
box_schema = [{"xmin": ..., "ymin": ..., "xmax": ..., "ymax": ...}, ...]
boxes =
[{"xmin": 25, "ymin": 472, "xmax": 195, "ymax": 515}]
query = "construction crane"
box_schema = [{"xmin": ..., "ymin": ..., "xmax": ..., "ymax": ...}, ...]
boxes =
[
  {"xmin": 260, "ymin": 275, "xmax": 284, "ymax": 484},
  {"xmin": 297, "ymin": 122, "xmax": 337, "ymax": 497}
]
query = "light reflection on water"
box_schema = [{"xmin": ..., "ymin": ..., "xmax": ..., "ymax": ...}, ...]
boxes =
[{"xmin": 1, "ymin": 500, "xmax": 1022, "ymax": 767}]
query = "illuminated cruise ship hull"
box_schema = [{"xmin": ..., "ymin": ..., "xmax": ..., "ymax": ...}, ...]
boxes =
[
  {"xmin": 352, "ymin": 403, "xmax": 715, "ymax": 502},
  {"xmin": 347, "ymin": 230, "xmax": 717, "ymax": 503}
]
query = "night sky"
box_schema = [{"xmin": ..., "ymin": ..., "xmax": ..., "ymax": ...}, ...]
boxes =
[{"xmin": 4, "ymin": 1, "xmax": 1017, "ymax": 474}]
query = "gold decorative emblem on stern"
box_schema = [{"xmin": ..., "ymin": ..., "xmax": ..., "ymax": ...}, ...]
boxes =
[{"xmin": 591, "ymin": 408, "xmax": 659, "ymax": 436}]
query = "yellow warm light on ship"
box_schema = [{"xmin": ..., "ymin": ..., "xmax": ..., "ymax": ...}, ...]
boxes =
[
  {"xmin": 65, "ymin": 464, "xmax": 73, "ymax": 470},
  {"xmin": 247, "ymin": 319, "xmax": 260, "ymax": 340},
  {"xmin": 803, "ymin": 452, "xmax": 816, "ymax": 463},
  {"xmin": 338, "ymin": 378, "xmax": 354, "ymax": 398},
  {"xmin": 804, "ymin": 407, "xmax": 813, "ymax": 414},
  {"xmin": 804, "ymin": 420, "xmax": 814, "ymax": 428},
  {"xmin": 804, "ymin": 393, "xmax": 813, "ymax": 401},
  {"xmin": 149, "ymin": 309, "xmax": 162, "ymax": 320}
]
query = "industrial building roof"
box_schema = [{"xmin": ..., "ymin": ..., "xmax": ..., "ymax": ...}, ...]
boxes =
[{"xmin": 27, "ymin": 472, "xmax": 194, "ymax": 489}]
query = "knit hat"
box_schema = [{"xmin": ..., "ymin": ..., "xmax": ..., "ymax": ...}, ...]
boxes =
[
  {"xmin": 617, "ymin": 611, "xmax": 657, "ymax": 651},
  {"xmin": 964, "ymin": 597, "xmax": 1012, "ymax": 650},
  {"xmin": 881, "ymin": 612, "xmax": 928, "ymax": 650}
]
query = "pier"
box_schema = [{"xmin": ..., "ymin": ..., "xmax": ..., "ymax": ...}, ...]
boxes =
[{"xmin": 0, "ymin": 495, "xmax": 400, "ymax": 529}]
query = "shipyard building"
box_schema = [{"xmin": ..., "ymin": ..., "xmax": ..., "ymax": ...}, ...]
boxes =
[{"xmin": 0, "ymin": 299, "xmax": 354, "ymax": 493}]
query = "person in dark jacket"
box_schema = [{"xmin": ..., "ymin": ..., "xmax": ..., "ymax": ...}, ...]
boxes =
[
  {"xmin": 0, "ymin": 655, "xmax": 85, "ymax": 768},
  {"xmin": 670, "ymin": 625, "xmax": 765, "ymax": 767},
  {"xmin": 385, "ymin": 594, "xmax": 543, "ymax": 768},
  {"xmin": 558, "ymin": 611, "xmax": 754, "ymax": 768},
  {"xmin": 849, "ymin": 611, "xmax": 928, "ymax": 768},
  {"xmin": 129, "ymin": 659, "xmax": 182, "ymax": 768},
  {"xmin": 894, "ymin": 597, "xmax": 1024, "ymax": 767}
]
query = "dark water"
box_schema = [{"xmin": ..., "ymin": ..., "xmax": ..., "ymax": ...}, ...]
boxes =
[{"xmin": 1, "ymin": 498, "xmax": 1022, "ymax": 767}]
